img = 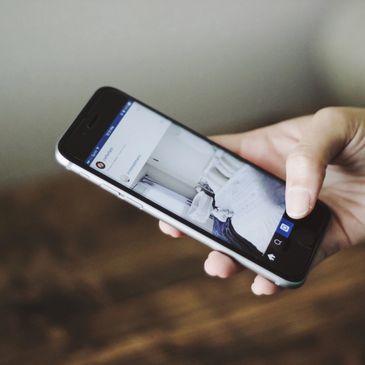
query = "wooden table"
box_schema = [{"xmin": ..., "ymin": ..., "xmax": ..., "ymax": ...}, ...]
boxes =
[{"xmin": 0, "ymin": 174, "xmax": 364, "ymax": 365}]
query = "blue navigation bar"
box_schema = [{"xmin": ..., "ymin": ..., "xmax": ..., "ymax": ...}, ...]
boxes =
[{"xmin": 85, "ymin": 100, "xmax": 133, "ymax": 165}]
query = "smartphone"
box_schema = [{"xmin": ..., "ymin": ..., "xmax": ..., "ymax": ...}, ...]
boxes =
[{"xmin": 56, "ymin": 87, "xmax": 330, "ymax": 288}]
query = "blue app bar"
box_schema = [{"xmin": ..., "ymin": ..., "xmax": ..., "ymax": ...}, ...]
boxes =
[{"xmin": 85, "ymin": 100, "xmax": 133, "ymax": 165}]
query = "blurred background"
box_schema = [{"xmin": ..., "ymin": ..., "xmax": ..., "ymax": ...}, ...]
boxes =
[{"xmin": 0, "ymin": 1, "xmax": 364, "ymax": 364}]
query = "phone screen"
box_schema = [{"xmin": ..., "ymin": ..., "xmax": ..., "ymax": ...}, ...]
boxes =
[{"xmin": 85, "ymin": 100, "xmax": 295, "ymax": 262}]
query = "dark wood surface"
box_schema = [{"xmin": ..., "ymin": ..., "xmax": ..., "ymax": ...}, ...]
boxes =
[{"xmin": 0, "ymin": 174, "xmax": 364, "ymax": 365}]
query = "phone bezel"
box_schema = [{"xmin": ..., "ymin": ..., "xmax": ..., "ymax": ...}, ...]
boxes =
[{"xmin": 57, "ymin": 86, "xmax": 331, "ymax": 284}]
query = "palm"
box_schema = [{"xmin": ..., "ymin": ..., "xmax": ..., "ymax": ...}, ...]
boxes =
[{"xmin": 320, "ymin": 165, "xmax": 365, "ymax": 255}]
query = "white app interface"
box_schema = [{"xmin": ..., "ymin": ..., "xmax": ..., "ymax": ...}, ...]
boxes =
[{"xmin": 87, "ymin": 101, "xmax": 291, "ymax": 257}]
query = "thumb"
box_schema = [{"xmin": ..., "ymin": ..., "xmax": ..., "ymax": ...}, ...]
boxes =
[{"xmin": 285, "ymin": 108, "xmax": 352, "ymax": 219}]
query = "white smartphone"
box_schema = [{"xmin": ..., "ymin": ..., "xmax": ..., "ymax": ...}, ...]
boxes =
[{"xmin": 56, "ymin": 87, "xmax": 330, "ymax": 288}]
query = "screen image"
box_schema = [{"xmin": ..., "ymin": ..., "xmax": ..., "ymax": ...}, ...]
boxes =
[{"xmin": 86, "ymin": 101, "xmax": 294, "ymax": 259}]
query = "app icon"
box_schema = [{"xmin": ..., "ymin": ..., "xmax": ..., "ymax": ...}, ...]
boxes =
[
  {"xmin": 276, "ymin": 218, "xmax": 294, "ymax": 238},
  {"xmin": 269, "ymin": 233, "xmax": 287, "ymax": 251},
  {"xmin": 96, "ymin": 161, "xmax": 106, "ymax": 169},
  {"xmin": 274, "ymin": 238, "xmax": 283, "ymax": 246}
]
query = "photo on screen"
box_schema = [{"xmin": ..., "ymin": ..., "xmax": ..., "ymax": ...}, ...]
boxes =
[{"xmin": 88, "ymin": 101, "xmax": 286, "ymax": 256}]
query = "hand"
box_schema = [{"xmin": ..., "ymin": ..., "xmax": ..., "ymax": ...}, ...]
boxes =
[{"xmin": 159, "ymin": 107, "xmax": 365, "ymax": 295}]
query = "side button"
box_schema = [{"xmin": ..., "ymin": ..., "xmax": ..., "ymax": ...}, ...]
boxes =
[
  {"xmin": 124, "ymin": 196, "xmax": 143, "ymax": 210},
  {"xmin": 79, "ymin": 171, "xmax": 90, "ymax": 180},
  {"xmin": 100, "ymin": 184, "xmax": 119, "ymax": 197}
]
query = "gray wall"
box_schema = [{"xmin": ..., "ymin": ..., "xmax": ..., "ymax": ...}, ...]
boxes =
[{"xmin": 0, "ymin": 0, "xmax": 340, "ymax": 187}]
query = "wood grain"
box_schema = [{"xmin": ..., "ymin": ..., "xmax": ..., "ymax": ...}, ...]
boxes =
[{"xmin": 0, "ymin": 174, "xmax": 364, "ymax": 365}]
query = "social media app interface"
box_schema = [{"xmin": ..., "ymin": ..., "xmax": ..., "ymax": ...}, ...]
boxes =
[{"xmin": 86, "ymin": 101, "xmax": 295, "ymax": 261}]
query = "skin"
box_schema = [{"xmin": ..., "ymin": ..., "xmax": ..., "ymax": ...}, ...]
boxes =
[{"xmin": 159, "ymin": 107, "xmax": 365, "ymax": 295}]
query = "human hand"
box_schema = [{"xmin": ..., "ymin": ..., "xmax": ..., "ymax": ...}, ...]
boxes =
[{"xmin": 159, "ymin": 107, "xmax": 365, "ymax": 295}]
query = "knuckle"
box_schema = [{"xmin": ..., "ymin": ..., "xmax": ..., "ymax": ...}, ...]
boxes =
[
  {"xmin": 286, "ymin": 149, "xmax": 326, "ymax": 179},
  {"xmin": 287, "ymin": 148, "xmax": 318, "ymax": 166},
  {"xmin": 313, "ymin": 107, "xmax": 347, "ymax": 125}
]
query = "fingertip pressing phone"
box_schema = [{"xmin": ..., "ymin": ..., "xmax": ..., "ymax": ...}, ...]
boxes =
[{"xmin": 56, "ymin": 87, "xmax": 331, "ymax": 288}]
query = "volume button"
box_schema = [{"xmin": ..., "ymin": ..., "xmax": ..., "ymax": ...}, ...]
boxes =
[
  {"xmin": 79, "ymin": 172, "xmax": 90, "ymax": 180},
  {"xmin": 100, "ymin": 184, "xmax": 119, "ymax": 197}
]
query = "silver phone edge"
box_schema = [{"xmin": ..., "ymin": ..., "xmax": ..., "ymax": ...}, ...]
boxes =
[{"xmin": 55, "ymin": 146, "xmax": 304, "ymax": 289}]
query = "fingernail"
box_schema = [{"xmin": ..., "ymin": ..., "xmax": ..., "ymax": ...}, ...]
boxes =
[
  {"xmin": 286, "ymin": 187, "xmax": 311, "ymax": 219},
  {"xmin": 251, "ymin": 277, "xmax": 262, "ymax": 296},
  {"xmin": 251, "ymin": 282, "xmax": 263, "ymax": 296},
  {"xmin": 204, "ymin": 258, "xmax": 217, "ymax": 277}
]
